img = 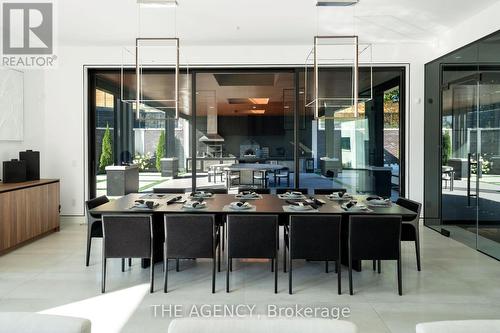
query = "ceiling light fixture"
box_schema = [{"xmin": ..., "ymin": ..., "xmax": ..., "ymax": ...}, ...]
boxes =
[
  {"xmin": 137, "ymin": 0, "xmax": 178, "ymax": 7},
  {"xmin": 316, "ymin": 0, "xmax": 358, "ymax": 6},
  {"xmin": 248, "ymin": 98, "xmax": 270, "ymax": 105}
]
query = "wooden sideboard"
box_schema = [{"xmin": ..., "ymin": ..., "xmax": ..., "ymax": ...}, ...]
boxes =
[{"xmin": 0, "ymin": 179, "xmax": 60, "ymax": 254}]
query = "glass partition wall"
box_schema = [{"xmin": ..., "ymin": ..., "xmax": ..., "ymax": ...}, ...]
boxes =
[
  {"xmin": 299, "ymin": 67, "xmax": 405, "ymax": 199},
  {"xmin": 88, "ymin": 68, "xmax": 191, "ymax": 197},
  {"xmin": 424, "ymin": 29, "xmax": 500, "ymax": 259},
  {"xmin": 89, "ymin": 66, "xmax": 405, "ymax": 197}
]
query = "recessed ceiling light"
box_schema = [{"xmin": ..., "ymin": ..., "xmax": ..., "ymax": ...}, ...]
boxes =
[
  {"xmin": 249, "ymin": 98, "xmax": 270, "ymax": 105},
  {"xmin": 316, "ymin": 0, "xmax": 358, "ymax": 6},
  {"xmin": 138, "ymin": 0, "xmax": 178, "ymax": 7}
]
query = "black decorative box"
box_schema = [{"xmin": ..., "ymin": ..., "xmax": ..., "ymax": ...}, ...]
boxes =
[
  {"xmin": 19, "ymin": 150, "xmax": 40, "ymax": 180},
  {"xmin": 2, "ymin": 159, "xmax": 27, "ymax": 183}
]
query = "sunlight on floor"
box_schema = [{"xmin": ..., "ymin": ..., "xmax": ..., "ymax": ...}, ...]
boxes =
[{"xmin": 38, "ymin": 284, "xmax": 150, "ymax": 333}]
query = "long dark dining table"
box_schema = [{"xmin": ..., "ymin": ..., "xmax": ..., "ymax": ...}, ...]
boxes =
[{"xmin": 91, "ymin": 193, "xmax": 417, "ymax": 271}]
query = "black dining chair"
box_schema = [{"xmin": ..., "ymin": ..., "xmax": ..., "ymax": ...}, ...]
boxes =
[
  {"xmin": 348, "ymin": 215, "xmax": 402, "ymax": 295},
  {"xmin": 226, "ymin": 215, "xmax": 279, "ymax": 293},
  {"xmin": 276, "ymin": 188, "xmax": 308, "ymax": 195},
  {"xmin": 101, "ymin": 214, "xmax": 154, "ymax": 293},
  {"xmin": 153, "ymin": 188, "xmax": 186, "ymax": 194},
  {"xmin": 85, "ymin": 196, "xmax": 109, "ymax": 266},
  {"xmin": 396, "ymin": 197, "xmax": 422, "ymax": 271},
  {"xmin": 193, "ymin": 188, "xmax": 227, "ymax": 251},
  {"xmin": 195, "ymin": 188, "xmax": 228, "ymax": 194},
  {"xmin": 164, "ymin": 215, "xmax": 220, "ymax": 293},
  {"xmin": 313, "ymin": 188, "xmax": 347, "ymax": 195},
  {"xmin": 274, "ymin": 167, "xmax": 290, "ymax": 187},
  {"xmin": 237, "ymin": 187, "xmax": 271, "ymax": 194},
  {"xmin": 285, "ymin": 215, "xmax": 342, "ymax": 294}
]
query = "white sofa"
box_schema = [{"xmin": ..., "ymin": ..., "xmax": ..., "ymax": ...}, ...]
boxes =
[
  {"xmin": 416, "ymin": 320, "xmax": 500, "ymax": 333},
  {"xmin": 0, "ymin": 313, "xmax": 91, "ymax": 333},
  {"xmin": 168, "ymin": 318, "xmax": 357, "ymax": 333}
]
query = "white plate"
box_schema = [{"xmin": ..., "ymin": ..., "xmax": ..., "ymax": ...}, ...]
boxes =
[
  {"xmin": 327, "ymin": 193, "xmax": 352, "ymax": 201},
  {"xmin": 190, "ymin": 192, "xmax": 213, "ymax": 198},
  {"xmin": 229, "ymin": 202, "xmax": 253, "ymax": 210},
  {"xmin": 236, "ymin": 193, "xmax": 260, "ymax": 199},
  {"xmin": 341, "ymin": 202, "xmax": 368, "ymax": 210},
  {"xmin": 288, "ymin": 204, "xmax": 314, "ymax": 211},
  {"xmin": 182, "ymin": 202, "xmax": 207, "ymax": 209},
  {"xmin": 279, "ymin": 193, "xmax": 305, "ymax": 199},
  {"xmin": 366, "ymin": 199, "xmax": 391, "ymax": 206}
]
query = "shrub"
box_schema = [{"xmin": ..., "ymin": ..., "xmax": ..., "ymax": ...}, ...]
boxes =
[
  {"xmin": 99, "ymin": 124, "xmax": 113, "ymax": 173},
  {"xmin": 156, "ymin": 131, "xmax": 165, "ymax": 172},
  {"xmin": 442, "ymin": 131, "xmax": 451, "ymax": 165},
  {"xmin": 133, "ymin": 152, "xmax": 154, "ymax": 171}
]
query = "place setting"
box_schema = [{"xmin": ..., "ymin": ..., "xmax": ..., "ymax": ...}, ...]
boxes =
[
  {"xmin": 340, "ymin": 200, "xmax": 373, "ymax": 212},
  {"xmin": 235, "ymin": 190, "xmax": 262, "ymax": 200},
  {"xmin": 282, "ymin": 198, "xmax": 321, "ymax": 213},
  {"xmin": 165, "ymin": 195, "xmax": 186, "ymax": 205},
  {"xmin": 129, "ymin": 199, "xmax": 160, "ymax": 211},
  {"xmin": 278, "ymin": 191, "xmax": 307, "ymax": 200},
  {"xmin": 182, "ymin": 198, "xmax": 208, "ymax": 211},
  {"xmin": 223, "ymin": 200, "xmax": 256, "ymax": 212},
  {"xmin": 364, "ymin": 196, "xmax": 392, "ymax": 207},
  {"xmin": 326, "ymin": 191, "xmax": 354, "ymax": 201},
  {"xmin": 189, "ymin": 191, "xmax": 214, "ymax": 199}
]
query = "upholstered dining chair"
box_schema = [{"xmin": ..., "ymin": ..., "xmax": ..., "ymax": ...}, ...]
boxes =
[
  {"xmin": 285, "ymin": 215, "xmax": 342, "ymax": 294},
  {"xmin": 163, "ymin": 214, "xmax": 220, "ymax": 293},
  {"xmin": 85, "ymin": 195, "xmax": 109, "ymax": 266},
  {"xmin": 396, "ymin": 197, "xmax": 423, "ymax": 271},
  {"xmin": 348, "ymin": 215, "xmax": 402, "ymax": 295},
  {"xmin": 153, "ymin": 188, "xmax": 186, "ymax": 194},
  {"xmin": 101, "ymin": 214, "xmax": 154, "ymax": 293},
  {"xmin": 226, "ymin": 215, "xmax": 279, "ymax": 293},
  {"xmin": 313, "ymin": 188, "xmax": 347, "ymax": 195}
]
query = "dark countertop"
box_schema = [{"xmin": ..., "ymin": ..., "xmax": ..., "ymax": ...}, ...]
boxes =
[{"xmin": 0, "ymin": 179, "xmax": 59, "ymax": 194}]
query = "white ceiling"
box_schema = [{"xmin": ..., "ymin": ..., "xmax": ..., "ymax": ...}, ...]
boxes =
[{"xmin": 57, "ymin": 0, "xmax": 498, "ymax": 46}]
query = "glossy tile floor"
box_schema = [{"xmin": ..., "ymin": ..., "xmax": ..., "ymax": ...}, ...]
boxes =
[{"xmin": 1, "ymin": 219, "xmax": 500, "ymax": 333}]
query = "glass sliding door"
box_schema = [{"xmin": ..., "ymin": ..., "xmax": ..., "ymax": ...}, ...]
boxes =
[
  {"xmin": 299, "ymin": 67, "xmax": 405, "ymax": 198},
  {"xmin": 440, "ymin": 65, "xmax": 500, "ymax": 258},
  {"xmin": 440, "ymin": 66, "xmax": 479, "ymax": 248},
  {"xmin": 88, "ymin": 68, "xmax": 191, "ymax": 198},
  {"xmin": 477, "ymin": 67, "xmax": 500, "ymax": 258}
]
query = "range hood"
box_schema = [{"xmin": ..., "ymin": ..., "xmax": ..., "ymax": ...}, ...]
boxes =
[{"xmin": 199, "ymin": 103, "xmax": 224, "ymax": 142}]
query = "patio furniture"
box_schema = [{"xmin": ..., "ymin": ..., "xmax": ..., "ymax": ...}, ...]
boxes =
[{"xmin": 442, "ymin": 166, "xmax": 455, "ymax": 191}]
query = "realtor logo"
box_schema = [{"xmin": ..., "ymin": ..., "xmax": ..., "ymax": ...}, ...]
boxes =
[
  {"xmin": 2, "ymin": 1, "xmax": 56, "ymax": 68},
  {"xmin": 3, "ymin": 2, "xmax": 53, "ymax": 54}
]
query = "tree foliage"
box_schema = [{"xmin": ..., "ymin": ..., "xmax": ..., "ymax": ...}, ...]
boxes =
[
  {"xmin": 99, "ymin": 124, "xmax": 113, "ymax": 173},
  {"xmin": 156, "ymin": 131, "xmax": 166, "ymax": 172}
]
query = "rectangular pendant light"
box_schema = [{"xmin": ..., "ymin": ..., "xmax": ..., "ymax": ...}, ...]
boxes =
[
  {"xmin": 316, "ymin": 0, "xmax": 358, "ymax": 6},
  {"xmin": 137, "ymin": 0, "xmax": 178, "ymax": 7}
]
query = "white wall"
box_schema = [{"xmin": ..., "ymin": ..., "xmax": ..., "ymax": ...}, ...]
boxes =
[
  {"xmin": 433, "ymin": 1, "xmax": 500, "ymax": 59},
  {"xmin": 13, "ymin": 42, "xmax": 428, "ymax": 216},
  {"xmin": 0, "ymin": 70, "xmax": 47, "ymax": 181}
]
